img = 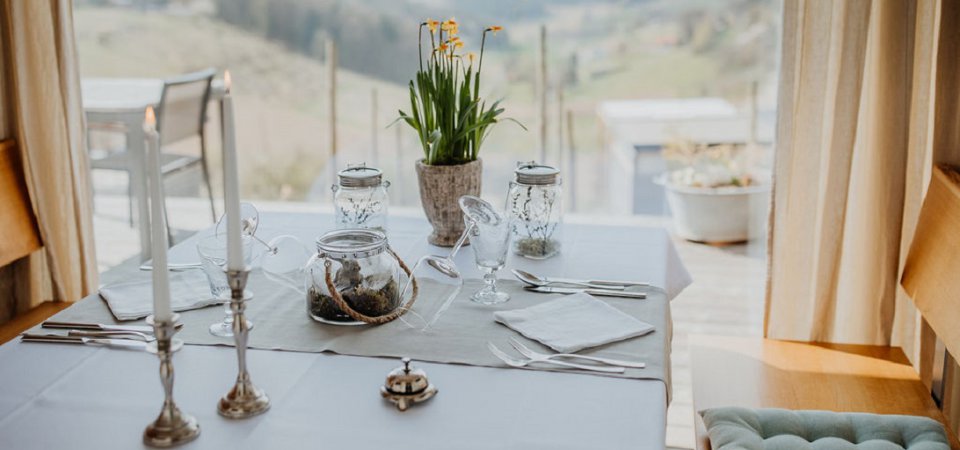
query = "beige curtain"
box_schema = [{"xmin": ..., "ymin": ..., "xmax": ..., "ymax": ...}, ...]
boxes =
[
  {"xmin": 766, "ymin": 0, "xmax": 960, "ymax": 349},
  {"xmin": 0, "ymin": 0, "xmax": 97, "ymax": 320}
]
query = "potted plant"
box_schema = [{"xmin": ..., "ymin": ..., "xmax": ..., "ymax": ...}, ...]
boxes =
[
  {"xmin": 398, "ymin": 19, "xmax": 520, "ymax": 246},
  {"xmin": 657, "ymin": 141, "xmax": 769, "ymax": 244}
]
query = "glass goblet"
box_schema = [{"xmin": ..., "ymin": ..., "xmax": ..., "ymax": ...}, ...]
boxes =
[
  {"xmin": 216, "ymin": 202, "xmax": 260, "ymax": 238},
  {"xmin": 461, "ymin": 196, "xmax": 512, "ymax": 305},
  {"xmin": 197, "ymin": 234, "xmax": 253, "ymax": 337},
  {"xmin": 260, "ymin": 234, "xmax": 311, "ymax": 292},
  {"xmin": 397, "ymin": 233, "xmax": 467, "ymax": 331}
]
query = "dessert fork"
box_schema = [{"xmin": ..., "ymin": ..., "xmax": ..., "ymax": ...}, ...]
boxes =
[
  {"xmin": 508, "ymin": 338, "xmax": 646, "ymax": 369},
  {"xmin": 487, "ymin": 342, "xmax": 625, "ymax": 373}
]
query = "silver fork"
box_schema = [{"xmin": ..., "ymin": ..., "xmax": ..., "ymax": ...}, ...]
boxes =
[
  {"xmin": 508, "ymin": 338, "xmax": 646, "ymax": 369},
  {"xmin": 487, "ymin": 342, "xmax": 625, "ymax": 373}
]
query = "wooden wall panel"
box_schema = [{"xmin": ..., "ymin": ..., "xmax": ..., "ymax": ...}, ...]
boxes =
[{"xmin": 0, "ymin": 140, "xmax": 41, "ymax": 267}]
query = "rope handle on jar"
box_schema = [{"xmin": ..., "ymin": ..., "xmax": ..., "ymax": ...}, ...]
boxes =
[{"xmin": 322, "ymin": 246, "xmax": 418, "ymax": 325}]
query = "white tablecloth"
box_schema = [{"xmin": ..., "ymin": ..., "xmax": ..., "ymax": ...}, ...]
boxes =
[{"xmin": 0, "ymin": 212, "xmax": 691, "ymax": 450}]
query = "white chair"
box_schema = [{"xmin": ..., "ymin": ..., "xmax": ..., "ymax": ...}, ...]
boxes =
[{"xmin": 89, "ymin": 68, "xmax": 218, "ymax": 242}]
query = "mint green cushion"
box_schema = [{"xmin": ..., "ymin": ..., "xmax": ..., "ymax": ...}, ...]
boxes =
[{"xmin": 700, "ymin": 407, "xmax": 950, "ymax": 450}]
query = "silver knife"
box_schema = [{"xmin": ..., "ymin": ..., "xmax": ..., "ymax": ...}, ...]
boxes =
[
  {"xmin": 524, "ymin": 286, "xmax": 647, "ymax": 299},
  {"xmin": 43, "ymin": 321, "xmax": 178, "ymax": 334},
  {"xmin": 139, "ymin": 262, "xmax": 202, "ymax": 272},
  {"xmin": 539, "ymin": 276, "xmax": 649, "ymax": 288},
  {"xmin": 21, "ymin": 334, "xmax": 148, "ymax": 351}
]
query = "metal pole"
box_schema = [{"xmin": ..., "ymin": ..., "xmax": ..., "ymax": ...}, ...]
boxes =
[
  {"xmin": 566, "ymin": 109, "xmax": 577, "ymax": 213},
  {"xmin": 371, "ymin": 87, "xmax": 379, "ymax": 167},
  {"xmin": 327, "ymin": 39, "xmax": 338, "ymax": 199},
  {"xmin": 750, "ymin": 80, "xmax": 759, "ymax": 145},
  {"xmin": 395, "ymin": 125, "xmax": 403, "ymax": 204},
  {"xmin": 538, "ymin": 24, "xmax": 548, "ymax": 163},
  {"xmin": 556, "ymin": 86, "xmax": 564, "ymax": 173}
]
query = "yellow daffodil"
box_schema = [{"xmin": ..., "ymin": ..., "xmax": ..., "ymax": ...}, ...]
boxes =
[
  {"xmin": 454, "ymin": 40, "xmax": 464, "ymax": 49},
  {"xmin": 467, "ymin": 52, "xmax": 477, "ymax": 63},
  {"xmin": 442, "ymin": 18, "xmax": 459, "ymax": 35},
  {"xmin": 437, "ymin": 43, "xmax": 448, "ymax": 52},
  {"xmin": 426, "ymin": 19, "xmax": 439, "ymax": 33},
  {"xmin": 486, "ymin": 25, "xmax": 503, "ymax": 34}
]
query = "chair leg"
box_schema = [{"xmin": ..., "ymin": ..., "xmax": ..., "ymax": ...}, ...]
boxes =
[
  {"xmin": 199, "ymin": 129, "xmax": 217, "ymax": 222},
  {"xmin": 157, "ymin": 163, "xmax": 174, "ymax": 246},
  {"xmin": 164, "ymin": 192, "xmax": 175, "ymax": 246},
  {"xmin": 127, "ymin": 172, "xmax": 135, "ymax": 228}
]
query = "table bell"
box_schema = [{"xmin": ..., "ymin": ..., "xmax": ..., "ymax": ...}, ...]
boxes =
[{"xmin": 380, "ymin": 357, "xmax": 437, "ymax": 411}]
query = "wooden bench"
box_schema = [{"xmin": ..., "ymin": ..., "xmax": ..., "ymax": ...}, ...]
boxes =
[
  {"xmin": 691, "ymin": 165, "xmax": 960, "ymax": 449},
  {"xmin": 691, "ymin": 336, "xmax": 960, "ymax": 449}
]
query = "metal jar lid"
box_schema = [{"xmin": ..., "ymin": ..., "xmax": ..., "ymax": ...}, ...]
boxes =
[
  {"xmin": 316, "ymin": 229, "xmax": 387, "ymax": 259},
  {"xmin": 514, "ymin": 162, "xmax": 560, "ymax": 186},
  {"xmin": 337, "ymin": 164, "xmax": 383, "ymax": 188}
]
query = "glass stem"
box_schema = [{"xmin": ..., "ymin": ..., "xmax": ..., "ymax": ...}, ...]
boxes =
[
  {"xmin": 483, "ymin": 271, "xmax": 498, "ymax": 292},
  {"xmin": 223, "ymin": 304, "xmax": 234, "ymax": 325},
  {"xmin": 448, "ymin": 221, "xmax": 475, "ymax": 260}
]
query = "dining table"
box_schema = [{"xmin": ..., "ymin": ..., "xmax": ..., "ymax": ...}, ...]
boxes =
[
  {"xmin": 0, "ymin": 211, "xmax": 691, "ymax": 450},
  {"xmin": 82, "ymin": 78, "xmax": 226, "ymax": 261}
]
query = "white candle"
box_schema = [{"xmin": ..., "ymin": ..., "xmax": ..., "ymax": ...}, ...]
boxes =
[
  {"xmin": 144, "ymin": 107, "xmax": 172, "ymax": 322},
  {"xmin": 222, "ymin": 71, "xmax": 244, "ymax": 270}
]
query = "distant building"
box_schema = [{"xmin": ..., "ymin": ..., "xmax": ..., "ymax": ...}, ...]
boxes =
[{"xmin": 597, "ymin": 97, "xmax": 774, "ymax": 215}]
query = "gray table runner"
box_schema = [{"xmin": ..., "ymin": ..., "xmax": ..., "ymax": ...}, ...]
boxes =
[{"xmin": 47, "ymin": 272, "xmax": 671, "ymax": 398}]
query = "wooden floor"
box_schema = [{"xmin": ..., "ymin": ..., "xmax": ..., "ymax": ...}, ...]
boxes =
[
  {"xmin": 665, "ymin": 239, "xmax": 766, "ymax": 448},
  {"xmin": 87, "ymin": 194, "xmax": 768, "ymax": 450}
]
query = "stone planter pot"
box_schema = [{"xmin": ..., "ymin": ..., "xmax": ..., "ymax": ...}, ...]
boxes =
[
  {"xmin": 657, "ymin": 176, "xmax": 769, "ymax": 244},
  {"xmin": 415, "ymin": 159, "xmax": 482, "ymax": 246}
]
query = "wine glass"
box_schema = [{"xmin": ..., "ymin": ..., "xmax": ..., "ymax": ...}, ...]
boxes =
[
  {"xmin": 460, "ymin": 195, "xmax": 512, "ymax": 305},
  {"xmin": 197, "ymin": 234, "xmax": 253, "ymax": 337},
  {"xmin": 215, "ymin": 202, "xmax": 260, "ymax": 238},
  {"xmin": 260, "ymin": 234, "xmax": 311, "ymax": 293},
  {"xmin": 397, "ymin": 225, "xmax": 469, "ymax": 331}
]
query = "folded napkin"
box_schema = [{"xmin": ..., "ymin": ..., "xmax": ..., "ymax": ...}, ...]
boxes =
[
  {"xmin": 99, "ymin": 271, "xmax": 222, "ymax": 321},
  {"xmin": 493, "ymin": 292, "xmax": 655, "ymax": 353}
]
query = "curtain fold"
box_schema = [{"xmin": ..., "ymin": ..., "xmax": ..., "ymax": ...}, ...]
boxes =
[
  {"xmin": 766, "ymin": 0, "xmax": 873, "ymax": 343},
  {"xmin": 0, "ymin": 0, "xmax": 97, "ymax": 318},
  {"xmin": 766, "ymin": 0, "xmax": 959, "ymax": 347}
]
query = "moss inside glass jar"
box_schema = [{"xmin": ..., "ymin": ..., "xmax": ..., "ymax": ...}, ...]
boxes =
[
  {"xmin": 307, "ymin": 259, "xmax": 400, "ymax": 322},
  {"xmin": 515, "ymin": 237, "xmax": 560, "ymax": 259}
]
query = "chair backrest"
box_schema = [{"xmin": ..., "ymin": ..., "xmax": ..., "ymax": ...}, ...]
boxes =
[
  {"xmin": 901, "ymin": 164, "xmax": 960, "ymax": 431},
  {"xmin": 156, "ymin": 68, "xmax": 216, "ymax": 145}
]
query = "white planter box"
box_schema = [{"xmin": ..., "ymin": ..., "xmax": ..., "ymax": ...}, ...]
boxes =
[{"xmin": 659, "ymin": 180, "xmax": 769, "ymax": 243}]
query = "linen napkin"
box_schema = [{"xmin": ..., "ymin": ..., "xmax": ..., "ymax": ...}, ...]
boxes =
[
  {"xmin": 493, "ymin": 292, "xmax": 655, "ymax": 353},
  {"xmin": 99, "ymin": 271, "xmax": 222, "ymax": 321}
]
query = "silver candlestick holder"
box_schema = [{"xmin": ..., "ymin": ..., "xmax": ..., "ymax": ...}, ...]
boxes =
[
  {"xmin": 144, "ymin": 314, "xmax": 200, "ymax": 447},
  {"xmin": 218, "ymin": 267, "xmax": 270, "ymax": 418}
]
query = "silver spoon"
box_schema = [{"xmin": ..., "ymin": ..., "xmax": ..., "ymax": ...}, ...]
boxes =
[{"xmin": 511, "ymin": 269, "xmax": 625, "ymax": 290}]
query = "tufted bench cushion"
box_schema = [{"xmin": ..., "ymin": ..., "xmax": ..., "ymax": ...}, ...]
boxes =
[{"xmin": 700, "ymin": 407, "xmax": 951, "ymax": 450}]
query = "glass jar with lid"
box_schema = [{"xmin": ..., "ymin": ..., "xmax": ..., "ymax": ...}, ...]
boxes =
[
  {"xmin": 305, "ymin": 229, "xmax": 414, "ymax": 325},
  {"xmin": 332, "ymin": 164, "xmax": 390, "ymax": 231},
  {"xmin": 506, "ymin": 162, "xmax": 563, "ymax": 259}
]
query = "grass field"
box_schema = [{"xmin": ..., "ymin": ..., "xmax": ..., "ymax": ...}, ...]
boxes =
[{"xmin": 76, "ymin": 1, "xmax": 778, "ymax": 212}]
